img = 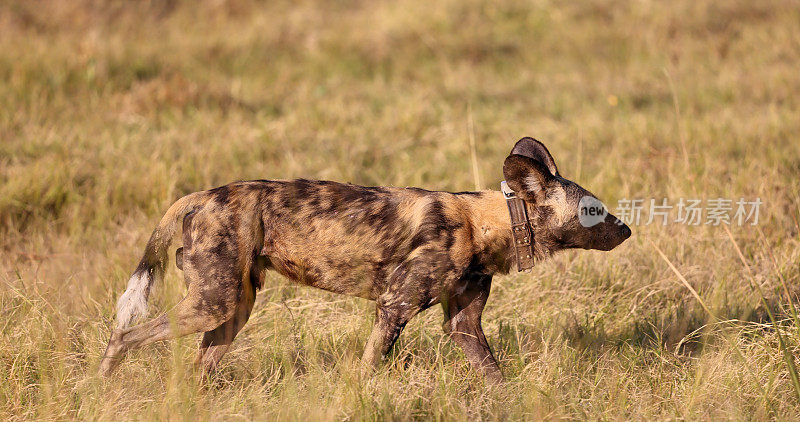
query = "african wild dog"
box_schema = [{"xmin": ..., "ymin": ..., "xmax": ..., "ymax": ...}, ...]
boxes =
[{"xmin": 99, "ymin": 138, "xmax": 631, "ymax": 381}]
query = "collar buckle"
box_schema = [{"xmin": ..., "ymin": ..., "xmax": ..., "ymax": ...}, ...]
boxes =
[{"xmin": 500, "ymin": 181, "xmax": 516, "ymax": 199}]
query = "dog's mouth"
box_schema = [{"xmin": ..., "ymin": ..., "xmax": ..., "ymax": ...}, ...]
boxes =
[{"xmin": 594, "ymin": 222, "xmax": 632, "ymax": 251}]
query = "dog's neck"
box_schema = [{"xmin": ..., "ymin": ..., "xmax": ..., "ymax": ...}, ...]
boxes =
[
  {"xmin": 460, "ymin": 190, "xmax": 519, "ymax": 274},
  {"xmin": 461, "ymin": 190, "xmax": 565, "ymax": 274}
]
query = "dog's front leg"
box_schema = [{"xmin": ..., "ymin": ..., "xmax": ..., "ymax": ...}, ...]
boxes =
[
  {"xmin": 442, "ymin": 274, "xmax": 502, "ymax": 383},
  {"xmin": 360, "ymin": 298, "xmax": 418, "ymax": 374},
  {"xmin": 360, "ymin": 260, "xmax": 433, "ymax": 375}
]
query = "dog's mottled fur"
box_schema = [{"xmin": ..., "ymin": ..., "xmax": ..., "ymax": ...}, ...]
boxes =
[{"xmin": 100, "ymin": 138, "xmax": 631, "ymax": 381}]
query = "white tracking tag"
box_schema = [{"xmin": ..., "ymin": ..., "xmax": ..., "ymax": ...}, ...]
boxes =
[{"xmin": 500, "ymin": 181, "xmax": 516, "ymax": 199}]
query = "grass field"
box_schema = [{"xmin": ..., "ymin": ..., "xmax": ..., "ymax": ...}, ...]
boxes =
[{"xmin": 2, "ymin": 0, "xmax": 800, "ymax": 419}]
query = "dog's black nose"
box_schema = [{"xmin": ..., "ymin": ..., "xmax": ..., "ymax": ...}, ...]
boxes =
[{"xmin": 620, "ymin": 224, "xmax": 632, "ymax": 240}]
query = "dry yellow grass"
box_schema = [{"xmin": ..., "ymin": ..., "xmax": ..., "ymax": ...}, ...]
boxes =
[{"xmin": 2, "ymin": 0, "xmax": 800, "ymax": 419}]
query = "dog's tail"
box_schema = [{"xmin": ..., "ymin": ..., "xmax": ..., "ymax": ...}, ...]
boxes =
[{"xmin": 115, "ymin": 192, "xmax": 206, "ymax": 329}]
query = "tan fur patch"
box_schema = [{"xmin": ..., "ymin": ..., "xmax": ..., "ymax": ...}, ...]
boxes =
[{"xmin": 543, "ymin": 185, "xmax": 571, "ymax": 226}]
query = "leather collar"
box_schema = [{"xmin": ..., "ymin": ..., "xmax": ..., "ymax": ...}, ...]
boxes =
[{"xmin": 500, "ymin": 181, "xmax": 535, "ymax": 272}]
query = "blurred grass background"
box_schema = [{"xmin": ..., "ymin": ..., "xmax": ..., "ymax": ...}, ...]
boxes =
[{"xmin": 1, "ymin": 0, "xmax": 800, "ymax": 419}]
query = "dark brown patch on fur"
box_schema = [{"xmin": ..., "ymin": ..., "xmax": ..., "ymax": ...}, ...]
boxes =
[
  {"xmin": 175, "ymin": 247, "xmax": 184, "ymax": 270},
  {"xmin": 208, "ymin": 184, "xmax": 232, "ymax": 205}
]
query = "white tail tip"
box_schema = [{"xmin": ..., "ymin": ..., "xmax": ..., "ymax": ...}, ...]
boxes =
[{"xmin": 115, "ymin": 271, "xmax": 151, "ymax": 329}]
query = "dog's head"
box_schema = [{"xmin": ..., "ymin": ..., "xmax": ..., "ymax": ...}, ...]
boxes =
[{"xmin": 502, "ymin": 137, "xmax": 631, "ymax": 254}]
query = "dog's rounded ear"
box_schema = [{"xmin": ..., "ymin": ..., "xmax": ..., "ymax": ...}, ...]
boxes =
[
  {"xmin": 510, "ymin": 137, "xmax": 559, "ymax": 177},
  {"xmin": 503, "ymin": 154, "xmax": 553, "ymax": 203}
]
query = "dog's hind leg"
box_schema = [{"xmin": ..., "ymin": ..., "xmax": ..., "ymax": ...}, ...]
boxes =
[
  {"xmin": 99, "ymin": 258, "xmax": 243, "ymax": 376},
  {"xmin": 194, "ymin": 268, "xmax": 257, "ymax": 374}
]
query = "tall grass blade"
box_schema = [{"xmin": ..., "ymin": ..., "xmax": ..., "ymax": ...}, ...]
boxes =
[{"xmin": 723, "ymin": 225, "xmax": 800, "ymax": 403}]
